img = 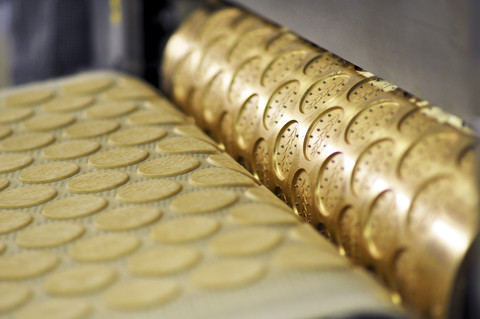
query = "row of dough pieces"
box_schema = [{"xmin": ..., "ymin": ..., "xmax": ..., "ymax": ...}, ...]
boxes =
[
  {"xmin": 1, "ymin": 76, "xmax": 159, "ymax": 108},
  {"xmin": 0, "ymin": 107, "xmax": 186, "ymax": 153},
  {"xmin": 0, "ymin": 208, "xmax": 347, "ymax": 317}
]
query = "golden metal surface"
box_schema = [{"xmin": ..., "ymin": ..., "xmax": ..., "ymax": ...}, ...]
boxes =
[{"xmin": 162, "ymin": 6, "xmax": 479, "ymax": 318}]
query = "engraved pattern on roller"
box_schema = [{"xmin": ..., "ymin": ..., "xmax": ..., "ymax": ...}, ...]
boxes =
[
  {"xmin": 161, "ymin": 6, "xmax": 478, "ymax": 319},
  {"xmin": 291, "ymin": 170, "xmax": 314, "ymax": 223},
  {"xmin": 317, "ymin": 152, "xmax": 346, "ymax": 218},
  {"xmin": 261, "ymin": 50, "xmax": 307, "ymax": 87},
  {"xmin": 274, "ymin": 121, "xmax": 299, "ymax": 179},
  {"xmin": 235, "ymin": 94, "xmax": 260, "ymax": 149},
  {"xmin": 347, "ymin": 78, "xmax": 398, "ymax": 103},
  {"xmin": 263, "ymin": 81, "xmax": 300, "ymax": 129},
  {"xmin": 300, "ymin": 75, "xmax": 349, "ymax": 115},
  {"xmin": 304, "ymin": 108, "xmax": 344, "ymax": 161}
]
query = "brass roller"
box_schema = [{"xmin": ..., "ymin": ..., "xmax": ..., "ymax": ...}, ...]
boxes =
[{"xmin": 162, "ymin": 5, "xmax": 479, "ymax": 318}]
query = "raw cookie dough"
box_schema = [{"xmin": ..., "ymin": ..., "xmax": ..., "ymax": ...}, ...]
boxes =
[
  {"xmin": 0, "ymin": 283, "xmax": 31, "ymax": 313},
  {"xmin": 42, "ymin": 140, "xmax": 100, "ymax": 160},
  {"xmin": 42, "ymin": 96, "xmax": 94, "ymax": 113},
  {"xmin": 4, "ymin": 89, "xmax": 52, "ymax": 107},
  {"xmin": 16, "ymin": 223, "xmax": 84, "ymax": 248},
  {"xmin": 156, "ymin": 136, "xmax": 217, "ymax": 154},
  {"xmin": 229, "ymin": 203, "xmax": 300, "ymax": 225},
  {"xmin": 0, "ymin": 211, "xmax": 32, "ymax": 234},
  {"xmin": 63, "ymin": 78, "xmax": 113, "ymax": 95},
  {"xmin": 42, "ymin": 195, "xmax": 107, "ymax": 219},
  {"xmin": 88, "ymin": 148, "xmax": 148, "ymax": 168},
  {"xmin": 189, "ymin": 167, "xmax": 255, "ymax": 187},
  {"xmin": 67, "ymin": 171, "xmax": 129, "ymax": 193},
  {"xmin": 19, "ymin": 162, "xmax": 79, "ymax": 183},
  {"xmin": 13, "ymin": 299, "xmax": 91, "ymax": 319},
  {"xmin": 190, "ymin": 260, "xmax": 266, "ymax": 290},
  {"xmin": 116, "ymin": 180, "xmax": 181, "ymax": 203},
  {"xmin": 137, "ymin": 155, "xmax": 200, "ymax": 177},
  {"xmin": 108, "ymin": 126, "xmax": 167, "ymax": 146},
  {"xmin": 170, "ymin": 189, "xmax": 237, "ymax": 214},
  {"xmin": 0, "ymin": 251, "xmax": 58, "ymax": 279},
  {"xmin": 151, "ymin": 216, "xmax": 220, "ymax": 243},
  {"xmin": 210, "ymin": 228, "xmax": 282, "ymax": 257},
  {"xmin": 44, "ymin": 264, "xmax": 117, "ymax": 296},
  {"xmin": 127, "ymin": 247, "xmax": 201, "ymax": 276},
  {"xmin": 64, "ymin": 120, "xmax": 119, "ymax": 138},
  {"xmin": 95, "ymin": 206, "xmax": 162, "ymax": 230},
  {"xmin": 22, "ymin": 113, "xmax": 75, "ymax": 131},
  {"xmin": 0, "ymin": 185, "xmax": 57, "ymax": 208},
  {"xmin": 70, "ymin": 233, "xmax": 140, "ymax": 262},
  {"xmin": 103, "ymin": 280, "xmax": 180, "ymax": 311},
  {"xmin": 0, "ymin": 133, "xmax": 54, "ymax": 151},
  {"xmin": 84, "ymin": 101, "xmax": 137, "ymax": 119},
  {"xmin": 0, "ymin": 154, "xmax": 33, "ymax": 173}
]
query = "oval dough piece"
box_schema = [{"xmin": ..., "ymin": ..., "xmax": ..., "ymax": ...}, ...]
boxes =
[
  {"xmin": 63, "ymin": 78, "xmax": 113, "ymax": 95},
  {"xmin": 0, "ymin": 185, "xmax": 57, "ymax": 208},
  {"xmin": 95, "ymin": 206, "xmax": 162, "ymax": 231},
  {"xmin": 116, "ymin": 179, "xmax": 181, "ymax": 203},
  {"xmin": 104, "ymin": 279, "xmax": 180, "ymax": 311},
  {"xmin": 42, "ymin": 195, "xmax": 108, "ymax": 219},
  {"xmin": 0, "ymin": 283, "xmax": 31, "ymax": 313},
  {"xmin": 174, "ymin": 125, "xmax": 218, "ymax": 146},
  {"xmin": 0, "ymin": 133, "xmax": 54, "ymax": 152},
  {"xmin": 88, "ymin": 148, "xmax": 148, "ymax": 168},
  {"xmin": 190, "ymin": 260, "xmax": 266, "ymax": 290},
  {"xmin": 64, "ymin": 120, "xmax": 119, "ymax": 138},
  {"xmin": 16, "ymin": 223, "xmax": 84, "ymax": 248},
  {"xmin": 43, "ymin": 140, "xmax": 100, "ymax": 160},
  {"xmin": 210, "ymin": 228, "xmax": 282, "ymax": 257},
  {"xmin": 67, "ymin": 171, "xmax": 129, "ymax": 193},
  {"xmin": 0, "ymin": 177, "xmax": 9, "ymax": 191},
  {"xmin": 0, "ymin": 211, "xmax": 33, "ymax": 234},
  {"xmin": 229, "ymin": 203, "xmax": 300, "ymax": 225},
  {"xmin": 274, "ymin": 245, "xmax": 349, "ymax": 270},
  {"xmin": 44, "ymin": 264, "xmax": 116, "ymax": 296},
  {"xmin": 0, "ymin": 251, "xmax": 58, "ymax": 280},
  {"xmin": 13, "ymin": 299, "xmax": 91, "ymax": 319},
  {"xmin": 245, "ymin": 186, "xmax": 291, "ymax": 210},
  {"xmin": 0, "ymin": 154, "xmax": 33, "ymax": 173},
  {"xmin": 42, "ymin": 96, "xmax": 94, "ymax": 113},
  {"xmin": 189, "ymin": 167, "xmax": 255, "ymax": 187},
  {"xmin": 170, "ymin": 189, "xmax": 237, "ymax": 214},
  {"xmin": 0, "ymin": 108, "xmax": 33, "ymax": 124},
  {"xmin": 103, "ymin": 86, "xmax": 157, "ymax": 101},
  {"xmin": 156, "ymin": 136, "xmax": 217, "ymax": 154},
  {"xmin": 128, "ymin": 110, "xmax": 184, "ymax": 125},
  {"xmin": 108, "ymin": 126, "xmax": 167, "ymax": 146},
  {"xmin": 22, "ymin": 114, "xmax": 75, "ymax": 131},
  {"xmin": 0, "ymin": 126, "xmax": 11, "ymax": 139},
  {"xmin": 127, "ymin": 247, "xmax": 200, "ymax": 276},
  {"xmin": 137, "ymin": 155, "xmax": 200, "ymax": 178},
  {"xmin": 70, "ymin": 233, "xmax": 140, "ymax": 262},
  {"xmin": 207, "ymin": 154, "xmax": 253, "ymax": 177},
  {"xmin": 4, "ymin": 89, "xmax": 53, "ymax": 107},
  {"xmin": 84, "ymin": 101, "xmax": 137, "ymax": 119},
  {"xmin": 151, "ymin": 216, "xmax": 220, "ymax": 244},
  {"xmin": 20, "ymin": 162, "xmax": 79, "ymax": 183}
]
